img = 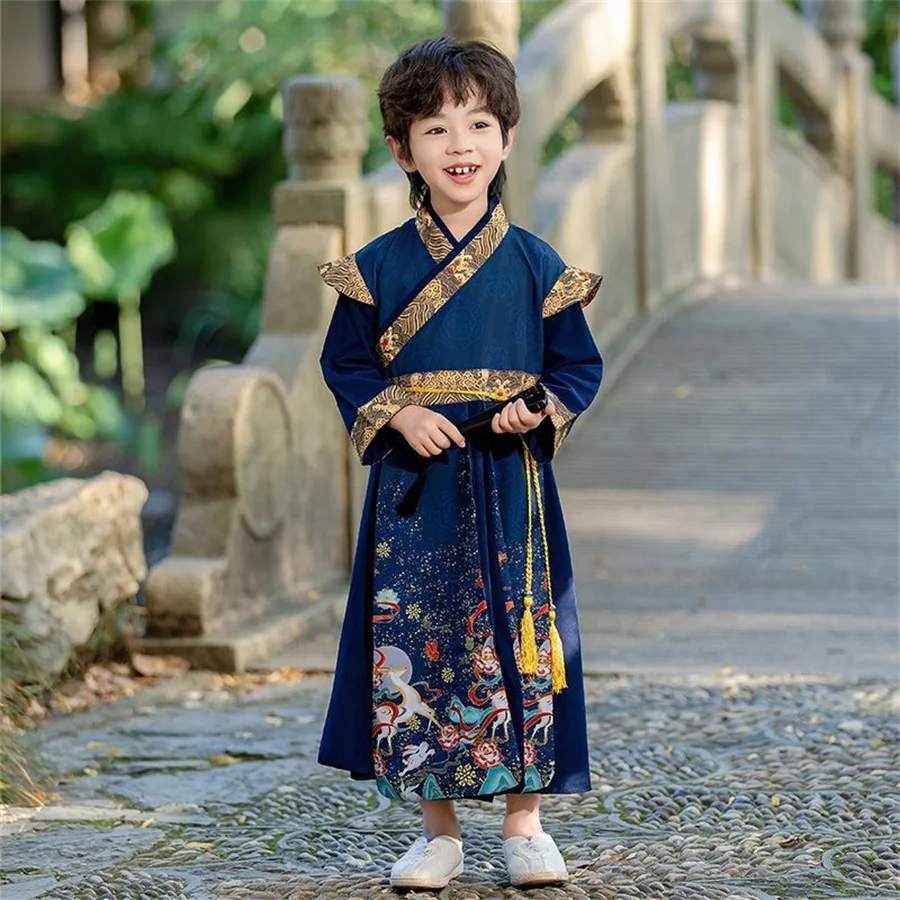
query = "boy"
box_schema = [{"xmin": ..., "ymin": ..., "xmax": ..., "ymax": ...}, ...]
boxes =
[{"xmin": 317, "ymin": 37, "xmax": 603, "ymax": 890}]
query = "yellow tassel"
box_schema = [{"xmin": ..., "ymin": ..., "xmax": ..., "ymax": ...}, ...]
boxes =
[
  {"xmin": 520, "ymin": 592, "xmax": 538, "ymax": 675},
  {"xmin": 549, "ymin": 609, "xmax": 567, "ymax": 693}
]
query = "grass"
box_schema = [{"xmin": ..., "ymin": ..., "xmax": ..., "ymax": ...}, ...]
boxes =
[
  {"xmin": 0, "ymin": 604, "xmax": 135, "ymax": 807},
  {"xmin": 0, "ymin": 617, "xmax": 58, "ymax": 806}
]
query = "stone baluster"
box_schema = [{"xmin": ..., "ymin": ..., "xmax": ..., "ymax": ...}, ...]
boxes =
[
  {"xmin": 799, "ymin": 0, "xmax": 864, "ymax": 54},
  {"xmin": 634, "ymin": 0, "xmax": 666, "ymax": 312},
  {"xmin": 749, "ymin": 0, "xmax": 776, "ymax": 280},
  {"xmin": 276, "ymin": 75, "xmax": 371, "ymax": 252},
  {"xmin": 689, "ymin": 22, "xmax": 745, "ymax": 105},
  {"xmin": 800, "ymin": 0, "xmax": 869, "ymax": 277},
  {"xmin": 442, "ymin": 0, "xmax": 520, "ymax": 61},
  {"xmin": 139, "ymin": 76, "xmax": 372, "ymax": 670}
]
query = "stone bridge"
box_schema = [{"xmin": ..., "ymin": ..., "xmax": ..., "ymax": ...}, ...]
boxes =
[{"xmin": 133, "ymin": 0, "xmax": 900, "ymax": 676}]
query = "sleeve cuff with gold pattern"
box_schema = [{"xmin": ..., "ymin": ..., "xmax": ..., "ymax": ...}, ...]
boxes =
[
  {"xmin": 350, "ymin": 385, "xmax": 413, "ymax": 464},
  {"xmin": 542, "ymin": 267, "xmax": 603, "ymax": 318},
  {"xmin": 527, "ymin": 386, "xmax": 577, "ymax": 462},
  {"xmin": 542, "ymin": 386, "xmax": 577, "ymax": 456},
  {"xmin": 317, "ymin": 253, "xmax": 376, "ymax": 307}
]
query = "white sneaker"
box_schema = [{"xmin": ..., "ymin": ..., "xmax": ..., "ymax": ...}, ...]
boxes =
[
  {"xmin": 502, "ymin": 832, "xmax": 569, "ymax": 887},
  {"xmin": 389, "ymin": 834, "xmax": 464, "ymax": 889}
]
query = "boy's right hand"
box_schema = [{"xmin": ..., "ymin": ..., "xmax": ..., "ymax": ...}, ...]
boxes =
[{"xmin": 389, "ymin": 406, "xmax": 466, "ymax": 458}]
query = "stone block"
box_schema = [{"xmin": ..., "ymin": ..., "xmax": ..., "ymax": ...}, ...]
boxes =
[{"xmin": 0, "ymin": 472, "xmax": 148, "ymax": 679}]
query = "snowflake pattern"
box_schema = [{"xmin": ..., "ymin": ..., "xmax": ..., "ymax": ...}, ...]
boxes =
[
  {"xmin": 376, "ymin": 541, "xmax": 391, "ymax": 559},
  {"xmin": 441, "ymin": 666, "xmax": 455, "ymax": 683},
  {"xmin": 406, "ymin": 602, "xmax": 421, "ymax": 621},
  {"xmin": 455, "ymin": 763, "xmax": 477, "ymax": 787}
]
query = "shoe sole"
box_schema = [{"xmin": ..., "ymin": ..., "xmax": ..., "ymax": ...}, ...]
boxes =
[
  {"xmin": 510, "ymin": 870, "xmax": 569, "ymax": 887},
  {"xmin": 390, "ymin": 860, "xmax": 464, "ymax": 889}
]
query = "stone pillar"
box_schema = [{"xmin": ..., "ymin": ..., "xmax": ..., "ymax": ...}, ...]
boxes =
[
  {"xmin": 276, "ymin": 76, "xmax": 372, "ymax": 253},
  {"xmin": 801, "ymin": 0, "xmax": 868, "ymax": 278},
  {"xmin": 634, "ymin": 0, "xmax": 666, "ymax": 312},
  {"xmin": 748, "ymin": 0, "xmax": 775, "ymax": 280},
  {"xmin": 139, "ymin": 76, "xmax": 373, "ymax": 671},
  {"xmin": 799, "ymin": 0, "xmax": 864, "ymax": 54},
  {"xmin": 689, "ymin": 22, "xmax": 745, "ymax": 105},
  {"xmin": 274, "ymin": 75, "xmax": 374, "ymax": 563},
  {"xmin": 282, "ymin": 76, "xmax": 367, "ymax": 182},
  {"xmin": 443, "ymin": 0, "xmax": 520, "ymax": 60}
]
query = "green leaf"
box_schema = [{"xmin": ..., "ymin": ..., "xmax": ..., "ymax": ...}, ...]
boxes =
[
  {"xmin": 0, "ymin": 362, "xmax": 62, "ymax": 426},
  {"xmin": 0, "ymin": 229, "xmax": 85, "ymax": 331},
  {"xmin": 18, "ymin": 327, "xmax": 81, "ymax": 391},
  {"xmin": 66, "ymin": 191, "xmax": 176, "ymax": 301},
  {"xmin": 83, "ymin": 385, "xmax": 130, "ymax": 439}
]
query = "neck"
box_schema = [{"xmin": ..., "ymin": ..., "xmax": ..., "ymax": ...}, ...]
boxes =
[{"xmin": 428, "ymin": 192, "xmax": 490, "ymax": 242}]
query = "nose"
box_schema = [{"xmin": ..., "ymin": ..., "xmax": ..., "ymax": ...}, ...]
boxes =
[{"xmin": 446, "ymin": 126, "xmax": 475, "ymax": 156}]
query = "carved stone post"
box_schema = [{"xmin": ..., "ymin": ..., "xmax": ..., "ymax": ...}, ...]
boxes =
[
  {"xmin": 634, "ymin": 0, "xmax": 666, "ymax": 312},
  {"xmin": 443, "ymin": 0, "xmax": 520, "ymax": 60},
  {"xmin": 138, "ymin": 77, "xmax": 372, "ymax": 670},
  {"xmin": 748, "ymin": 0, "xmax": 776, "ymax": 280},
  {"xmin": 276, "ymin": 76, "xmax": 371, "ymax": 250},
  {"xmin": 799, "ymin": 0, "xmax": 864, "ymax": 53},
  {"xmin": 689, "ymin": 22, "xmax": 745, "ymax": 104},
  {"xmin": 274, "ymin": 75, "xmax": 374, "ymax": 562},
  {"xmin": 800, "ymin": 0, "xmax": 868, "ymax": 277}
]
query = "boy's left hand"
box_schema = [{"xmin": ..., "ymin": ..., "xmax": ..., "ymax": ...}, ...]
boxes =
[{"xmin": 492, "ymin": 397, "xmax": 556, "ymax": 435}]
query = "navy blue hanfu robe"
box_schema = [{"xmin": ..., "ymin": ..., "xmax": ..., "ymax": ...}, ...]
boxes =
[{"xmin": 317, "ymin": 194, "xmax": 603, "ymax": 802}]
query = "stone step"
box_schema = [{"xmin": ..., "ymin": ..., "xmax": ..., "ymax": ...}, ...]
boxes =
[{"xmin": 128, "ymin": 580, "xmax": 347, "ymax": 673}]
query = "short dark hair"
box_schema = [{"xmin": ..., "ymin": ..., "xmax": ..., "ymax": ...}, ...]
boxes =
[{"xmin": 377, "ymin": 37, "xmax": 520, "ymax": 209}]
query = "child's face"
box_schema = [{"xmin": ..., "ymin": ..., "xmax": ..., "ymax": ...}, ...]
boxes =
[{"xmin": 387, "ymin": 88, "xmax": 514, "ymax": 212}]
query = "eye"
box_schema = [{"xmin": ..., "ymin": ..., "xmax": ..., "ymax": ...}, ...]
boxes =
[
  {"xmin": 425, "ymin": 126, "xmax": 445, "ymax": 135},
  {"xmin": 473, "ymin": 121, "xmax": 491, "ymax": 129}
]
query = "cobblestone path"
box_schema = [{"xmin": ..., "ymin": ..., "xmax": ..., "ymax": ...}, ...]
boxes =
[{"xmin": 2, "ymin": 671, "xmax": 897, "ymax": 899}]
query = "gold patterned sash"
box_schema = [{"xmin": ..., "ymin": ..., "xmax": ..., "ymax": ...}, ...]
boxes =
[{"xmin": 376, "ymin": 202, "xmax": 510, "ymax": 368}]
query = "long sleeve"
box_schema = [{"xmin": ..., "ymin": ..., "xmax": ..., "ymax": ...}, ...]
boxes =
[
  {"xmin": 525, "ymin": 300, "xmax": 604, "ymax": 463},
  {"xmin": 319, "ymin": 293, "xmax": 413, "ymax": 466}
]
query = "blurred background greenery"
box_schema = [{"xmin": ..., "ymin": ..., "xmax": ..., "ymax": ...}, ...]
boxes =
[{"xmin": 0, "ymin": 0, "xmax": 896, "ymax": 495}]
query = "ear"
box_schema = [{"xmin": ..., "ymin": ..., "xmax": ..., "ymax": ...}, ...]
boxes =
[
  {"xmin": 386, "ymin": 135, "xmax": 416, "ymax": 173},
  {"xmin": 500, "ymin": 124, "xmax": 516, "ymax": 161}
]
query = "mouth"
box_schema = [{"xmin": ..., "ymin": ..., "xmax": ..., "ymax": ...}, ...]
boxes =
[{"xmin": 444, "ymin": 164, "xmax": 479, "ymax": 184}]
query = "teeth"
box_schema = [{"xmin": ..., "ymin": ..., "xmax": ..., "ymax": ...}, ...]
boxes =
[{"xmin": 447, "ymin": 166, "xmax": 477, "ymax": 175}]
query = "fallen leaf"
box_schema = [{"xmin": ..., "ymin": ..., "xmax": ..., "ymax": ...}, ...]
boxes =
[
  {"xmin": 131, "ymin": 653, "xmax": 191, "ymax": 678},
  {"xmin": 209, "ymin": 754, "xmax": 243, "ymax": 767}
]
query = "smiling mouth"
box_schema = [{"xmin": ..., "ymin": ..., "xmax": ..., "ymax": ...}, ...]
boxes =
[{"xmin": 444, "ymin": 165, "xmax": 479, "ymax": 176}]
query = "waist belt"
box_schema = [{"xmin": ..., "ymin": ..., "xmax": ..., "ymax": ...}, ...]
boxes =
[{"xmin": 402, "ymin": 386, "xmax": 567, "ymax": 693}]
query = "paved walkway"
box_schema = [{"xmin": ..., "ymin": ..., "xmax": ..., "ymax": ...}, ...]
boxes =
[
  {"xmin": 2, "ymin": 284, "xmax": 897, "ymax": 899},
  {"xmin": 561, "ymin": 283, "xmax": 898, "ymax": 680}
]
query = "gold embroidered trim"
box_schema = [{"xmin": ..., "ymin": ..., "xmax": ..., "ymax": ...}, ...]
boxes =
[
  {"xmin": 350, "ymin": 385, "xmax": 412, "ymax": 461},
  {"xmin": 390, "ymin": 369, "xmax": 539, "ymax": 405},
  {"xmin": 542, "ymin": 267, "xmax": 603, "ymax": 318},
  {"xmin": 317, "ymin": 253, "xmax": 376, "ymax": 307},
  {"xmin": 377, "ymin": 203, "xmax": 510, "ymax": 367},
  {"xmin": 543, "ymin": 387, "xmax": 576, "ymax": 456},
  {"xmin": 416, "ymin": 206, "xmax": 455, "ymax": 262}
]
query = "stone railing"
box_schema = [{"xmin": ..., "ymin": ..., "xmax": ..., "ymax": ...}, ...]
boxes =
[{"xmin": 137, "ymin": 0, "xmax": 899, "ymax": 670}]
